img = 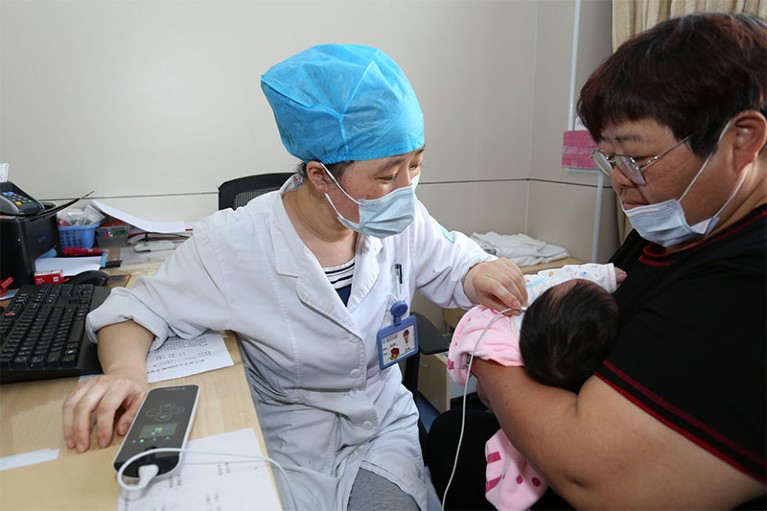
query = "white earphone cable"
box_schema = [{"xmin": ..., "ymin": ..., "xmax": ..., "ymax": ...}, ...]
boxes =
[{"xmin": 440, "ymin": 307, "xmax": 512, "ymax": 509}]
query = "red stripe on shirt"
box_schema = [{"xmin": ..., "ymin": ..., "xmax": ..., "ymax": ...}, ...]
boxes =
[
  {"xmin": 596, "ymin": 370, "xmax": 764, "ymax": 482},
  {"xmin": 601, "ymin": 361, "xmax": 762, "ymax": 466}
]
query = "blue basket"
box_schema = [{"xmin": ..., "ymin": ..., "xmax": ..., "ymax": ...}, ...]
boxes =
[{"xmin": 59, "ymin": 222, "xmax": 101, "ymax": 249}]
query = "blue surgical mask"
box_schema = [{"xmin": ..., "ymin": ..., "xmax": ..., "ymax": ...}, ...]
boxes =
[
  {"xmin": 322, "ymin": 164, "xmax": 419, "ymax": 238},
  {"xmin": 623, "ymin": 122, "xmax": 747, "ymax": 247}
]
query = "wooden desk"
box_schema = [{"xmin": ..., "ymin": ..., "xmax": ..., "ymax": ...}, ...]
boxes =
[{"xmin": 0, "ymin": 260, "xmax": 279, "ymax": 510}]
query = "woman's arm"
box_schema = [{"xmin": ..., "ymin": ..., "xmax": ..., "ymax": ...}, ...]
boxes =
[
  {"xmin": 473, "ymin": 360, "xmax": 764, "ymax": 509},
  {"xmin": 62, "ymin": 320, "xmax": 153, "ymax": 452}
]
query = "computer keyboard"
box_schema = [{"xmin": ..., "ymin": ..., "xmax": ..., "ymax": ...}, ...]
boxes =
[{"xmin": 0, "ymin": 283, "xmax": 110, "ymax": 383}]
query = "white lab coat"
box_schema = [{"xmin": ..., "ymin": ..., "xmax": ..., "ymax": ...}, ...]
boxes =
[{"xmin": 87, "ymin": 178, "xmax": 494, "ymax": 510}]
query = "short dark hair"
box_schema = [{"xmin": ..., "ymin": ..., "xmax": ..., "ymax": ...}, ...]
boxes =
[
  {"xmin": 519, "ymin": 280, "xmax": 619, "ymax": 392},
  {"xmin": 577, "ymin": 13, "xmax": 767, "ymax": 157}
]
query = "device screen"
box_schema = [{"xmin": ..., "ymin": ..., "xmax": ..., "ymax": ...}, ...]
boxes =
[{"xmin": 138, "ymin": 422, "xmax": 179, "ymax": 440}]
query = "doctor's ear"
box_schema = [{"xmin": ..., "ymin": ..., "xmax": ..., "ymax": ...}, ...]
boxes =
[
  {"xmin": 305, "ymin": 161, "xmax": 334, "ymax": 192},
  {"xmin": 306, "ymin": 161, "xmax": 354, "ymax": 192}
]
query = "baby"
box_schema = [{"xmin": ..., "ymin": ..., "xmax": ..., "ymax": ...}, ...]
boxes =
[{"xmin": 447, "ymin": 263, "xmax": 623, "ymax": 510}]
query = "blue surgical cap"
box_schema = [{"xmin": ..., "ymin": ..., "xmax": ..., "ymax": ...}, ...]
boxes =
[{"xmin": 261, "ymin": 44, "xmax": 424, "ymax": 164}]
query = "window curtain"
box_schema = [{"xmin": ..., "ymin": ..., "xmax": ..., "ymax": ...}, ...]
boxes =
[{"xmin": 610, "ymin": 0, "xmax": 767, "ymax": 242}]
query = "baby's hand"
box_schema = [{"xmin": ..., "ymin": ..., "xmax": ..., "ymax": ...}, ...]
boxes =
[{"xmin": 615, "ymin": 267, "xmax": 627, "ymax": 284}]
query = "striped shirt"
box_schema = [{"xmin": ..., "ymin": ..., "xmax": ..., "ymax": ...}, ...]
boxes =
[{"xmin": 325, "ymin": 259, "xmax": 354, "ymax": 306}]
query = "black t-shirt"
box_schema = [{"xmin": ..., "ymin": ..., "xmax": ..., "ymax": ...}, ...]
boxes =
[{"xmin": 597, "ymin": 205, "xmax": 766, "ymax": 483}]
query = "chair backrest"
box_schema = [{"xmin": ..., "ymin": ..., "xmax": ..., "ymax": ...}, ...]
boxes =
[{"xmin": 218, "ymin": 172, "xmax": 295, "ymax": 210}]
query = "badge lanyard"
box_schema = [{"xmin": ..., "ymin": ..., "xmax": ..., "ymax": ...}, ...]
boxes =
[{"xmin": 377, "ymin": 264, "xmax": 419, "ymax": 369}]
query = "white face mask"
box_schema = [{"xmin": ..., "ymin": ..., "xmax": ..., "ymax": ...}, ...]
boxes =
[
  {"xmin": 623, "ymin": 122, "xmax": 747, "ymax": 247},
  {"xmin": 322, "ymin": 164, "xmax": 419, "ymax": 238}
]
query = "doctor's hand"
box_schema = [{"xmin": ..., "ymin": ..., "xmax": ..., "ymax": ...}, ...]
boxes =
[
  {"xmin": 63, "ymin": 320, "xmax": 153, "ymax": 452},
  {"xmin": 463, "ymin": 258, "xmax": 527, "ymax": 313},
  {"xmin": 62, "ymin": 372, "xmax": 148, "ymax": 453}
]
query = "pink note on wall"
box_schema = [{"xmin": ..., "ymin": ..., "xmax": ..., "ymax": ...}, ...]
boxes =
[{"xmin": 561, "ymin": 130, "xmax": 598, "ymax": 169}]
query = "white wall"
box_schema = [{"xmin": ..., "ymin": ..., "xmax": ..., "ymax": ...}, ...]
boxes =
[
  {"xmin": 527, "ymin": 0, "xmax": 617, "ymax": 263},
  {"xmin": 1, "ymin": 0, "xmax": 616, "ymax": 319},
  {"xmin": 1, "ymin": 1, "xmax": 535, "ymax": 218}
]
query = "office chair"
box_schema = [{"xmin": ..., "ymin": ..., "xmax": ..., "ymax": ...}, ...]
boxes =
[{"xmin": 218, "ymin": 172, "xmax": 295, "ymax": 210}]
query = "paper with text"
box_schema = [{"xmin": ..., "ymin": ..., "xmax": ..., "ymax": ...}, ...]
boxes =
[
  {"xmin": 147, "ymin": 333, "xmax": 233, "ymax": 383},
  {"xmin": 117, "ymin": 428, "xmax": 282, "ymax": 510}
]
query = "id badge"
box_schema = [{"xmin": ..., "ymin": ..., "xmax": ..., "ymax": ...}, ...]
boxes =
[{"xmin": 377, "ymin": 311, "xmax": 418, "ymax": 369}]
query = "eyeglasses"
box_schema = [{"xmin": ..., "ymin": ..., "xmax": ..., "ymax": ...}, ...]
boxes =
[{"xmin": 590, "ymin": 136, "xmax": 691, "ymax": 186}]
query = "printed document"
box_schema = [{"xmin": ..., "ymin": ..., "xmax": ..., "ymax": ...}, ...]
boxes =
[{"xmin": 147, "ymin": 332, "xmax": 233, "ymax": 383}]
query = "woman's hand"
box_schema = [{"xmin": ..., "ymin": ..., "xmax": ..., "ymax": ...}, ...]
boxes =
[
  {"xmin": 62, "ymin": 320, "xmax": 153, "ymax": 452},
  {"xmin": 62, "ymin": 372, "xmax": 148, "ymax": 453},
  {"xmin": 463, "ymin": 258, "xmax": 528, "ymax": 312}
]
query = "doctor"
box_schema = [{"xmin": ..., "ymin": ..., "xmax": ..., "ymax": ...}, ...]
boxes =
[{"xmin": 62, "ymin": 44, "xmax": 527, "ymax": 510}]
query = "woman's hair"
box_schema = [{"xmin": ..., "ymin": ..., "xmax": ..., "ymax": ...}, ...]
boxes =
[
  {"xmin": 519, "ymin": 280, "xmax": 619, "ymax": 392},
  {"xmin": 577, "ymin": 13, "xmax": 767, "ymax": 157}
]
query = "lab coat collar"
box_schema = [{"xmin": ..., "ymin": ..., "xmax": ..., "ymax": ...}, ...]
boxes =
[
  {"xmin": 270, "ymin": 176, "xmax": 307, "ymax": 278},
  {"xmin": 346, "ymin": 233, "xmax": 383, "ymax": 312},
  {"xmin": 269, "ymin": 183, "xmax": 365, "ymax": 337}
]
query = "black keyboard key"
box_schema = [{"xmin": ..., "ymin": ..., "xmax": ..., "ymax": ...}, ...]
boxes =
[
  {"xmin": 67, "ymin": 321, "xmax": 85, "ymax": 347},
  {"xmin": 12, "ymin": 355, "xmax": 29, "ymax": 368},
  {"xmin": 46, "ymin": 351, "xmax": 62, "ymax": 367}
]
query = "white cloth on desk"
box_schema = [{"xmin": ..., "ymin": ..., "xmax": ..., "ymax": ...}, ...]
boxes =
[
  {"xmin": 470, "ymin": 232, "xmax": 569, "ymax": 266},
  {"xmin": 86, "ymin": 178, "xmax": 494, "ymax": 511}
]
